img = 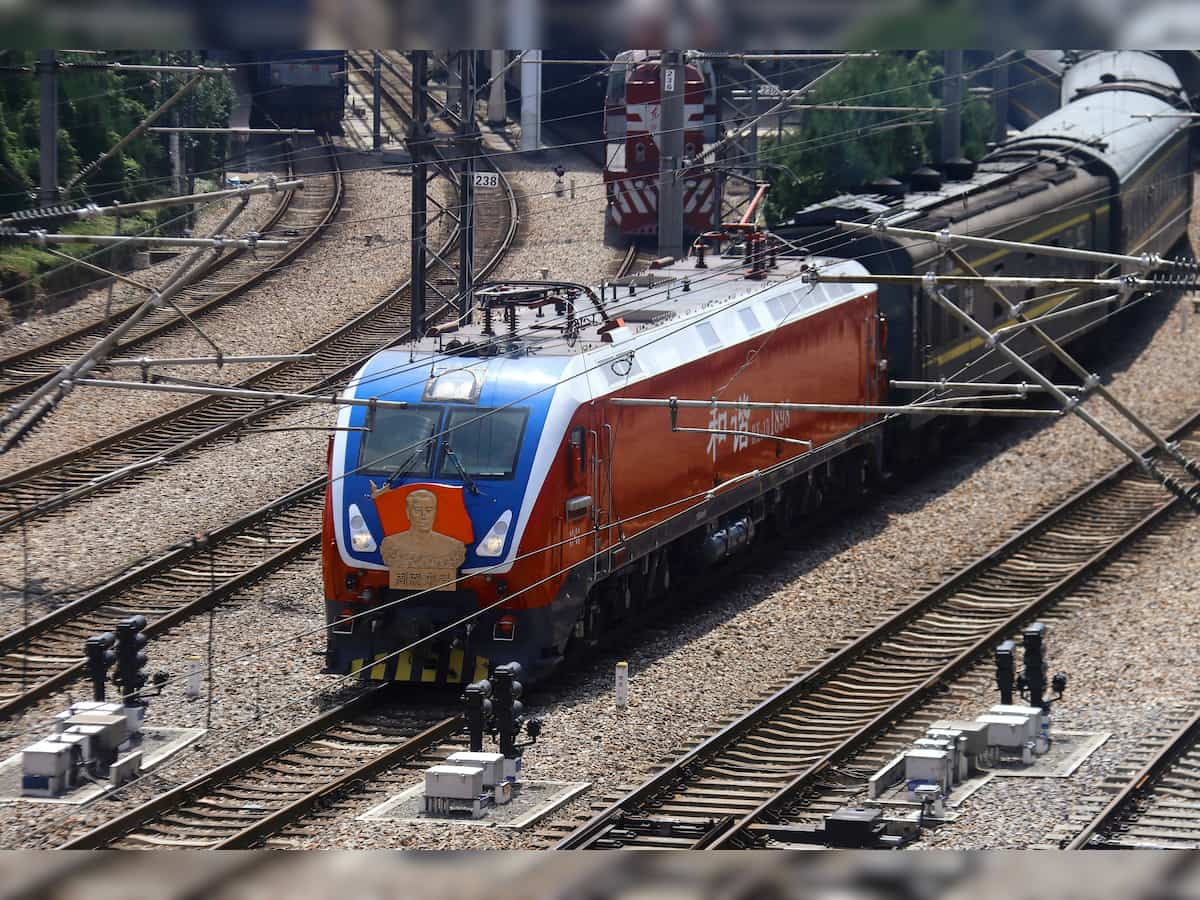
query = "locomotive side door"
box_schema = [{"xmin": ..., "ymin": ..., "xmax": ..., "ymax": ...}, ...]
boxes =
[{"xmin": 588, "ymin": 412, "xmax": 616, "ymax": 572}]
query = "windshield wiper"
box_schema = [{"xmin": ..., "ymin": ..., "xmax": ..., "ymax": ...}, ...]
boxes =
[
  {"xmin": 380, "ymin": 439, "xmax": 432, "ymax": 491},
  {"xmin": 443, "ymin": 440, "xmax": 481, "ymax": 495}
]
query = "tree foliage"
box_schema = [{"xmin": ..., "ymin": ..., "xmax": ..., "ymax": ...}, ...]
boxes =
[
  {"xmin": 0, "ymin": 51, "xmax": 238, "ymax": 314},
  {"xmin": 763, "ymin": 52, "xmax": 993, "ymax": 223},
  {"xmin": 0, "ymin": 51, "xmax": 235, "ymax": 215}
]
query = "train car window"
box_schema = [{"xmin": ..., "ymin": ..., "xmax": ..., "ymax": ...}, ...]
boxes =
[
  {"xmin": 441, "ymin": 408, "xmax": 529, "ymax": 478},
  {"xmin": 357, "ymin": 405, "xmax": 442, "ymax": 476},
  {"xmin": 767, "ymin": 295, "xmax": 790, "ymax": 321},
  {"xmin": 635, "ymin": 142, "xmax": 647, "ymax": 163}
]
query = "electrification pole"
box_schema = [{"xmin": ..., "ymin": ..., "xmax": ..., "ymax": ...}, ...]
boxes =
[
  {"xmin": 164, "ymin": 52, "xmax": 184, "ymax": 200},
  {"xmin": 37, "ymin": 50, "xmax": 58, "ymax": 205},
  {"xmin": 941, "ymin": 49, "xmax": 963, "ymax": 163},
  {"xmin": 185, "ymin": 50, "xmax": 197, "ymax": 231},
  {"xmin": 658, "ymin": 49, "xmax": 685, "ymax": 260},
  {"xmin": 458, "ymin": 51, "xmax": 478, "ymax": 324},
  {"xmin": 520, "ymin": 49, "xmax": 541, "ymax": 152},
  {"xmin": 372, "ymin": 51, "xmax": 382, "ymax": 151},
  {"xmin": 407, "ymin": 50, "xmax": 429, "ymax": 339},
  {"xmin": 748, "ymin": 78, "xmax": 760, "ymax": 183}
]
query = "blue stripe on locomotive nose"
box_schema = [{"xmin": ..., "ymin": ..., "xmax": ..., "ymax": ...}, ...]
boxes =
[{"xmin": 339, "ymin": 352, "xmax": 573, "ymax": 567}]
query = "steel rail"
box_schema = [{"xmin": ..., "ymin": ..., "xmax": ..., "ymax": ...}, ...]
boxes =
[
  {"xmin": 1066, "ymin": 705, "xmax": 1200, "ymax": 849},
  {"xmin": 59, "ymin": 687, "xmax": 460, "ymax": 849},
  {"xmin": 710, "ymin": 490, "xmax": 1179, "ymax": 848},
  {"xmin": 556, "ymin": 410, "xmax": 1200, "ymax": 849},
  {"xmin": 0, "ymin": 138, "xmax": 336, "ymax": 407},
  {"xmin": 351, "ymin": 50, "xmax": 464, "ymax": 136},
  {"xmin": 0, "ymin": 130, "xmax": 516, "ymax": 536}
]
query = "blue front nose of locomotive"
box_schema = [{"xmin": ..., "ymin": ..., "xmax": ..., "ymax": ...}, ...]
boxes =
[
  {"xmin": 326, "ymin": 351, "xmax": 576, "ymax": 684},
  {"xmin": 334, "ymin": 351, "xmax": 571, "ymax": 572}
]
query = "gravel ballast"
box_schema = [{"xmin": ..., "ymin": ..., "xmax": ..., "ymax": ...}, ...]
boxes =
[
  {"xmin": 0, "ymin": 159, "xmax": 620, "ymax": 630},
  {"xmin": 0, "ymin": 165, "xmax": 416, "ymax": 635},
  {"xmin": 0, "ymin": 154, "xmax": 625, "ymax": 847}
]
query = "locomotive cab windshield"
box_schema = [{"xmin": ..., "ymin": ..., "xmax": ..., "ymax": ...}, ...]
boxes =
[{"xmin": 357, "ymin": 405, "xmax": 529, "ymax": 482}]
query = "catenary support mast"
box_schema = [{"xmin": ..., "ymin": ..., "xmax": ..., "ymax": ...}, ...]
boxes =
[
  {"xmin": 658, "ymin": 49, "xmax": 685, "ymax": 260},
  {"xmin": 407, "ymin": 51, "xmax": 430, "ymax": 339}
]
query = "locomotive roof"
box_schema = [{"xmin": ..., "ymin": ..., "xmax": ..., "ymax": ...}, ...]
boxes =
[{"xmin": 398, "ymin": 251, "xmax": 871, "ymax": 364}]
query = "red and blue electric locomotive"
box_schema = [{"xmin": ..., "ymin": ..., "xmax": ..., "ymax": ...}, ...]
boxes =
[
  {"xmin": 322, "ymin": 238, "xmax": 885, "ymax": 685},
  {"xmin": 321, "ymin": 50, "xmax": 1193, "ymax": 689}
]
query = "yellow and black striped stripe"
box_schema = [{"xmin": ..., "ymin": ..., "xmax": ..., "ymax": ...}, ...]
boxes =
[{"xmin": 349, "ymin": 649, "xmax": 490, "ymax": 684}]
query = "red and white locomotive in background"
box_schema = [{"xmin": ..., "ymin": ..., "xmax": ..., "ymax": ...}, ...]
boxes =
[{"xmin": 603, "ymin": 51, "xmax": 720, "ymax": 237}]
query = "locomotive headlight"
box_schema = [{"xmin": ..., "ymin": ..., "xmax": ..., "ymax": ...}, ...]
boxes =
[
  {"xmin": 476, "ymin": 509, "xmax": 513, "ymax": 558},
  {"xmin": 348, "ymin": 503, "xmax": 377, "ymax": 553}
]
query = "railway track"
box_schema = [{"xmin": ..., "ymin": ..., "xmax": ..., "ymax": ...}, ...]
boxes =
[
  {"xmin": 1065, "ymin": 702, "xmax": 1200, "ymax": 848},
  {"xmin": 554, "ymin": 414, "xmax": 1200, "ymax": 849},
  {"xmin": 0, "ymin": 129, "xmax": 516, "ymax": 537},
  {"xmin": 0, "ymin": 137, "xmax": 341, "ymax": 409},
  {"xmin": 0, "ymin": 478, "xmax": 324, "ymax": 720},
  {"xmin": 347, "ymin": 50, "xmax": 467, "ymax": 141},
  {"xmin": 0, "ymin": 127, "xmax": 518, "ymax": 720},
  {"xmin": 59, "ymin": 689, "xmax": 461, "ymax": 848}
]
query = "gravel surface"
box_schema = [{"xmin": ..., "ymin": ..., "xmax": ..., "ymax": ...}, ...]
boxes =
[
  {"xmin": 0, "ymin": 154, "xmax": 623, "ymax": 848},
  {"xmin": 1, "ymin": 163, "xmax": 1194, "ymax": 850},
  {"xmin": 488, "ymin": 157, "xmax": 615, "ymax": 287},
  {"xmin": 0, "ymin": 189, "xmax": 278, "ymax": 352},
  {"xmin": 0, "ymin": 159, "xmax": 622, "ymax": 632},
  {"xmin": 0, "ymin": 167, "xmax": 415, "ymax": 628},
  {"xmin": 0, "ymin": 400, "xmax": 330, "ymax": 635}
]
